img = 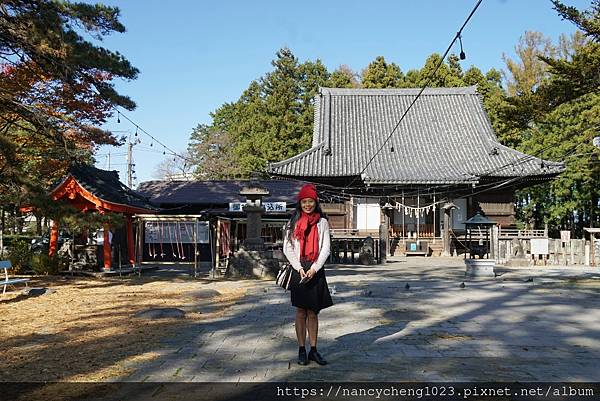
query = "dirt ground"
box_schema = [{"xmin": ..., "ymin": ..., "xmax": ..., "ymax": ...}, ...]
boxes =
[{"xmin": 1, "ymin": 274, "xmax": 252, "ymax": 382}]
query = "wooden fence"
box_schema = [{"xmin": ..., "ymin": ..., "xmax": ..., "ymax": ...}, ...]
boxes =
[{"xmin": 496, "ymin": 238, "xmax": 599, "ymax": 266}]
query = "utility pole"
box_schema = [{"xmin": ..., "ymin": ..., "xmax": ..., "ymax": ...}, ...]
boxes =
[
  {"xmin": 127, "ymin": 137, "xmax": 132, "ymax": 187},
  {"xmin": 127, "ymin": 135, "xmax": 141, "ymax": 188}
]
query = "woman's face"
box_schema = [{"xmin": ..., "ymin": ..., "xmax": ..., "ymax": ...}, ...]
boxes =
[{"xmin": 300, "ymin": 198, "xmax": 316, "ymax": 214}]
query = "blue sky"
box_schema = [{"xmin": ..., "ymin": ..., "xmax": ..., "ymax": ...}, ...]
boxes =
[{"xmin": 92, "ymin": 0, "xmax": 590, "ymax": 185}]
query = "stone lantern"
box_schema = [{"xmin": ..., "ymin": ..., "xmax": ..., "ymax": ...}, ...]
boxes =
[
  {"xmin": 228, "ymin": 179, "xmax": 279, "ymax": 278},
  {"xmin": 239, "ymin": 180, "xmax": 270, "ymax": 251}
]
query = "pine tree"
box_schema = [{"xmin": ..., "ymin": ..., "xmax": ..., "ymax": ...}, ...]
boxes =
[{"xmin": 0, "ymin": 0, "xmax": 138, "ymax": 218}]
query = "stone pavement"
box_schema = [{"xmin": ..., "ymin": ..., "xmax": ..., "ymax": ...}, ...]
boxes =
[{"xmin": 118, "ymin": 257, "xmax": 600, "ymax": 382}]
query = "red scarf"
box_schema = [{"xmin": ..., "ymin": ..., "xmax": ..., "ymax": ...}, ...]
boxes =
[{"xmin": 293, "ymin": 212, "xmax": 321, "ymax": 262}]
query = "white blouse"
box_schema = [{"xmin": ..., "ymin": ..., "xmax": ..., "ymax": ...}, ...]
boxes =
[{"xmin": 282, "ymin": 218, "xmax": 331, "ymax": 273}]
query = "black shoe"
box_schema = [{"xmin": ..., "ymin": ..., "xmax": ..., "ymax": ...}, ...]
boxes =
[
  {"xmin": 298, "ymin": 349, "xmax": 308, "ymax": 365},
  {"xmin": 308, "ymin": 350, "xmax": 327, "ymax": 365}
]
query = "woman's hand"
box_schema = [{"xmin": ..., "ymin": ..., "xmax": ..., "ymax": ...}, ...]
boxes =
[{"xmin": 304, "ymin": 267, "xmax": 316, "ymax": 281}]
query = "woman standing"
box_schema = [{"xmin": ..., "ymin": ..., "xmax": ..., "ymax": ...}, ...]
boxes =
[{"xmin": 283, "ymin": 183, "xmax": 333, "ymax": 366}]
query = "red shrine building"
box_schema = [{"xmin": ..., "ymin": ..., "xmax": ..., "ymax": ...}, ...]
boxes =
[{"xmin": 49, "ymin": 163, "xmax": 156, "ymax": 270}]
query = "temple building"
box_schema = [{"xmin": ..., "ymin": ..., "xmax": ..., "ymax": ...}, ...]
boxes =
[{"xmin": 268, "ymin": 86, "xmax": 564, "ymax": 253}]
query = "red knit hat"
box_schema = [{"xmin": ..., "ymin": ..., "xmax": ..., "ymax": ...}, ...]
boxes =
[{"xmin": 297, "ymin": 183, "xmax": 318, "ymax": 201}]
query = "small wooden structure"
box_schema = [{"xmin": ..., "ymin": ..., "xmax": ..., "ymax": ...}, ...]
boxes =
[{"xmin": 133, "ymin": 214, "xmax": 216, "ymax": 277}]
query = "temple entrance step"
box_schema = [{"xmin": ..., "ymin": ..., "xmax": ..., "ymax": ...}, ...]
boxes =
[{"xmin": 390, "ymin": 239, "xmax": 443, "ymax": 256}]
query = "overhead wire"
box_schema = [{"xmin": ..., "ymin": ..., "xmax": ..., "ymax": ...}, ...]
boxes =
[
  {"xmin": 260, "ymin": 0, "xmax": 600, "ymax": 202},
  {"xmin": 342, "ymin": 0, "xmax": 484, "ymax": 191},
  {"xmin": 109, "ymin": 108, "xmax": 194, "ymax": 164}
]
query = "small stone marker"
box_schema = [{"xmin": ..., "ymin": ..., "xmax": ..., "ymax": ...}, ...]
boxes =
[
  {"xmin": 22, "ymin": 287, "xmax": 56, "ymax": 297},
  {"xmin": 134, "ymin": 308, "xmax": 186, "ymax": 319}
]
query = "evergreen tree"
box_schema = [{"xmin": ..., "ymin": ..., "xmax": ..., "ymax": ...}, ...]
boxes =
[
  {"xmin": 502, "ymin": 31, "xmax": 555, "ymax": 97},
  {"xmin": 403, "ymin": 69, "xmax": 422, "ymax": 87},
  {"xmin": 361, "ymin": 56, "xmax": 404, "ymax": 88},
  {"xmin": 0, "ymin": 0, "xmax": 137, "ymax": 221},
  {"xmin": 328, "ymin": 65, "xmax": 359, "ymax": 88},
  {"xmin": 298, "ymin": 59, "xmax": 330, "ymax": 149},
  {"xmin": 189, "ymin": 48, "xmax": 329, "ymax": 178},
  {"xmin": 418, "ymin": 53, "xmax": 458, "ymax": 87},
  {"xmin": 501, "ymin": 1, "xmax": 600, "ymax": 233},
  {"xmin": 188, "ymin": 123, "xmax": 238, "ymax": 178}
]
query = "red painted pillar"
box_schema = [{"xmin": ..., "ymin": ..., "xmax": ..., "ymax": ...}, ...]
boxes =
[
  {"xmin": 126, "ymin": 216, "xmax": 135, "ymax": 266},
  {"xmin": 103, "ymin": 222, "xmax": 111, "ymax": 271},
  {"xmin": 49, "ymin": 220, "xmax": 59, "ymax": 256}
]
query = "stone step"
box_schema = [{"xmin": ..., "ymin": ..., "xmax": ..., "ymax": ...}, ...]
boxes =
[{"xmin": 390, "ymin": 239, "xmax": 444, "ymax": 256}]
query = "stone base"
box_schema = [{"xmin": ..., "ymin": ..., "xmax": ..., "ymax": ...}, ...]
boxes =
[
  {"xmin": 504, "ymin": 257, "xmax": 531, "ymax": 267},
  {"xmin": 359, "ymin": 252, "xmax": 376, "ymax": 265},
  {"xmin": 465, "ymin": 259, "xmax": 496, "ymax": 278},
  {"xmin": 228, "ymin": 247, "xmax": 279, "ymax": 278},
  {"xmin": 243, "ymin": 238, "xmax": 265, "ymax": 251}
]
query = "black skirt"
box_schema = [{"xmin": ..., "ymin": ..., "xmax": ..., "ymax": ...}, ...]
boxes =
[{"xmin": 290, "ymin": 260, "xmax": 333, "ymax": 314}]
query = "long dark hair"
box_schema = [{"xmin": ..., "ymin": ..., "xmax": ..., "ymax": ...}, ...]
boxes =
[{"xmin": 285, "ymin": 199, "xmax": 328, "ymax": 243}]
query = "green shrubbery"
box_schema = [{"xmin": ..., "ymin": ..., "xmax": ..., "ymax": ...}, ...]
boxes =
[
  {"xmin": 30, "ymin": 254, "xmax": 63, "ymax": 275},
  {"xmin": 7, "ymin": 239, "xmax": 32, "ymax": 273},
  {"xmin": 3, "ymin": 234, "xmax": 35, "ymax": 246},
  {"xmin": 5, "ymin": 238, "xmax": 64, "ymax": 275}
]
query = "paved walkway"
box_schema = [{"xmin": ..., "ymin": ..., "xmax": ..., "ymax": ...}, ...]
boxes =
[{"xmin": 119, "ymin": 257, "xmax": 600, "ymax": 382}]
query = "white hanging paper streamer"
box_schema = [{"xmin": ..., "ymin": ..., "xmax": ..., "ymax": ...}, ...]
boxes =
[{"xmin": 395, "ymin": 200, "xmax": 445, "ymax": 218}]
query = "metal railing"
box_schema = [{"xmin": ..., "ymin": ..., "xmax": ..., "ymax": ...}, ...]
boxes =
[{"xmin": 330, "ymin": 229, "xmax": 380, "ymax": 238}]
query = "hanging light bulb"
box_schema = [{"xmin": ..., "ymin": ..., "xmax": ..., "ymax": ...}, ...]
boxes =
[
  {"xmin": 458, "ymin": 33, "xmax": 466, "ymax": 60},
  {"xmin": 134, "ymin": 126, "xmax": 138, "ymax": 137},
  {"xmin": 390, "ymin": 146, "xmax": 395, "ymax": 153},
  {"xmin": 117, "ymin": 111, "xmax": 120, "ymax": 124},
  {"xmin": 150, "ymin": 141, "xmax": 153, "ymax": 147}
]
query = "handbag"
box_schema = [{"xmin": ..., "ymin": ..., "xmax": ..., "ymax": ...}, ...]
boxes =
[{"xmin": 276, "ymin": 262, "xmax": 293, "ymax": 290}]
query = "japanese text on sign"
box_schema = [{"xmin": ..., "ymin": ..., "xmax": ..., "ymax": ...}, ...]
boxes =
[{"xmin": 229, "ymin": 202, "xmax": 287, "ymax": 212}]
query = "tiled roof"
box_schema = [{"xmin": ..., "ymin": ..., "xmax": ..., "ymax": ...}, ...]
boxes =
[
  {"xmin": 268, "ymin": 86, "xmax": 564, "ymax": 184},
  {"xmin": 137, "ymin": 179, "xmax": 306, "ymax": 206},
  {"xmin": 67, "ymin": 163, "xmax": 157, "ymax": 211}
]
